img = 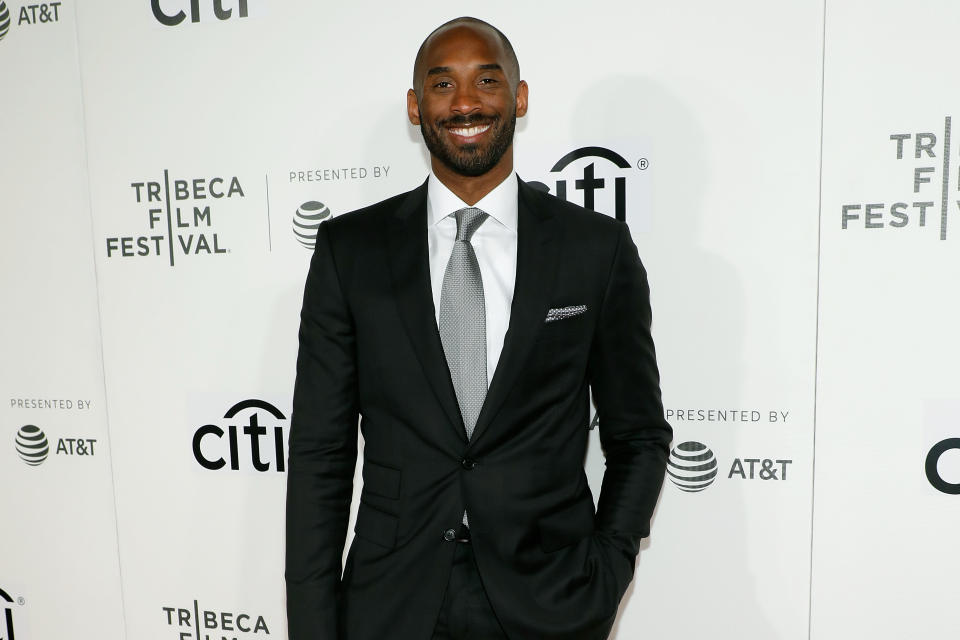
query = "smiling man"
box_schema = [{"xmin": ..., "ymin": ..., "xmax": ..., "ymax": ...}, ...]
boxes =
[{"xmin": 286, "ymin": 16, "xmax": 672, "ymax": 640}]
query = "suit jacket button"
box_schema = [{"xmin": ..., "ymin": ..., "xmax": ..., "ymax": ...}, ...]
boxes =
[
  {"xmin": 461, "ymin": 458, "xmax": 476, "ymax": 470},
  {"xmin": 443, "ymin": 528, "xmax": 457, "ymax": 542}
]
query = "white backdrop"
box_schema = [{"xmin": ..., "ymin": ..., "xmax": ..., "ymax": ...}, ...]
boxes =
[{"xmin": 0, "ymin": 1, "xmax": 956, "ymax": 638}]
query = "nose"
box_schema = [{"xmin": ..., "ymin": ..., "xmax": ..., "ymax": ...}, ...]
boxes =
[{"xmin": 450, "ymin": 82, "xmax": 481, "ymax": 115}]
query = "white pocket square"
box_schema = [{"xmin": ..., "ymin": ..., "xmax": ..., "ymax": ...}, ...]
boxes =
[{"xmin": 544, "ymin": 305, "xmax": 588, "ymax": 323}]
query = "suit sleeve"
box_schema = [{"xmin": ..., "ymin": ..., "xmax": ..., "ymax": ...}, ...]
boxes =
[
  {"xmin": 588, "ymin": 222, "xmax": 672, "ymax": 555},
  {"xmin": 286, "ymin": 222, "xmax": 359, "ymax": 640}
]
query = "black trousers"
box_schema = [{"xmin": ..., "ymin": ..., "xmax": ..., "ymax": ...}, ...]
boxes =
[{"xmin": 431, "ymin": 538, "xmax": 509, "ymax": 640}]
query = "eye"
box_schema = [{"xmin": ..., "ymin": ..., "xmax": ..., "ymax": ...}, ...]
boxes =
[
  {"xmin": 433, "ymin": 80, "xmax": 453, "ymax": 89},
  {"xmin": 479, "ymin": 77, "xmax": 498, "ymax": 85}
]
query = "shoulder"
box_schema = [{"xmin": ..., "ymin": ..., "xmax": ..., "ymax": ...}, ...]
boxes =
[
  {"xmin": 518, "ymin": 178, "xmax": 626, "ymax": 246},
  {"xmin": 323, "ymin": 182, "xmax": 426, "ymax": 241}
]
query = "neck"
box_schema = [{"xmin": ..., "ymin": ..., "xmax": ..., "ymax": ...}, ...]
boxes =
[{"xmin": 430, "ymin": 148, "xmax": 514, "ymax": 206}]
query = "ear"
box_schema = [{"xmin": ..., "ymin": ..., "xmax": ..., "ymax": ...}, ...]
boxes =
[
  {"xmin": 515, "ymin": 80, "xmax": 529, "ymax": 118},
  {"xmin": 407, "ymin": 89, "xmax": 421, "ymax": 125}
]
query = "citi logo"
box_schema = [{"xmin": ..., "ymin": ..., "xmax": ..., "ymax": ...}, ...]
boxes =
[
  {"xmin": 1, "ymin": 586, "xmax": 17, "ymax": 640},
  {"xmin": 193, "ymin": 399, "xmax": 287, "ymax": 472},
  {"xmin": 531, "ymin": 147, "xmax": 637, "ymax": 221},
  {"xmin": 152, "ymin": 0, "xmax": 248, "ymax": 26},
  {"xmin": 926, "ymin": 437, "xmax": 960, "ymax": 494}
]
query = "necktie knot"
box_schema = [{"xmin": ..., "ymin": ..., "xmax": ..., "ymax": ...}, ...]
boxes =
[{"xmin": 454, "ymin": 207, "xmax": 488, "ymax": 242}]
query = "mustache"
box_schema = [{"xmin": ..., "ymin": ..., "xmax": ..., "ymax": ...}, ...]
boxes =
[{"xmin": 439, "ymin": 114, "xmax": 500, "ymax": 128}]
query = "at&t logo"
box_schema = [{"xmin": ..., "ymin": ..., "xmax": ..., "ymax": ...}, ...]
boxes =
[
  {"xmin": 0, "ymin": 1, "xmax": 62, "ymax": 43},
  {"xmin": 15, "ymin": 424, "xmax": 48, "ymax": 465},
  {"xmin": 17, "ymin": 2, "xmax": 59, "ymax": 24},
  {"xmin": 193, "ymin": 399, "xmax": 287, "ymax": 472},
  {"xmin": 14, "ymin": 424, "xmax": 98, "ymax": 466},
  {"xmin": 0, "ymin": 3, "xmax": 11, "ymax": 42},
  {"xmin": 293, "ymin": 201, "xmax": 331, "ymax": 250},
  {"xmin": 727, "ymin": 457, "xmax": 791, "ymax": 480},
  {"xmin": 152, "ymin": 0, "xmax": 248, "ymax": 25},
  {"xmin": 668, "ymin": 440, "xmax": 794, "ymax": 492},
  {"xmin": 667, "ymin": 441, "xmax": 718, "ymax": 492}
]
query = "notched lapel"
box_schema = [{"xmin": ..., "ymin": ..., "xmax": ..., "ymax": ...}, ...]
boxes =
[
  {"xmin": 385, "ymin": 182, "xmax": 467, "ymax": 442},
  {"xmin": 470, "ymin": 182, "xmax": 562, "ymax": 447}
]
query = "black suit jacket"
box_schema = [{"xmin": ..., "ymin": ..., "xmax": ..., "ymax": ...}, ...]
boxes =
[{"xmin": 286, "ymin": 178, "xmax": 671, "ymax": 640}]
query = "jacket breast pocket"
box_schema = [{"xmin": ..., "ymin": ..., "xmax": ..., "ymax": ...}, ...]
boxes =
[
  {"xmin": 538, "ymin": 497, "xmax": 596, "ymax": 553},
  {"xmin": 536, "ymin": 307, "xmax": 592, "ymax": 354}
]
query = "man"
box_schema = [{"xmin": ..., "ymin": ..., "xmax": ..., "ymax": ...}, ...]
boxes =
[{"xmin": 286, "ymin": 17, "xmax": 671, "ymax": 640}]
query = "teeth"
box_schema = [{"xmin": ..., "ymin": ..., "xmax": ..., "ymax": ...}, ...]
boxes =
[{"xmin": 449, "ymin": 125, "xmax": 490, "ymax": 137}]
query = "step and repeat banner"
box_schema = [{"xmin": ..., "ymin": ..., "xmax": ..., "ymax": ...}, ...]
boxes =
[{"xmin": 1, "ymin": 1, "xmax": 957, "ymax": 638}]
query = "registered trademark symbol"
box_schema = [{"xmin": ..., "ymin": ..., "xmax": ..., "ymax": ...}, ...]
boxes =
[
  {"xmin": 17, "ymin": 597, "xmax": 25, "ymax": 605},
  {"xmin": 637, "ymin": 158, "xmax": 649, "ymax": 170}
]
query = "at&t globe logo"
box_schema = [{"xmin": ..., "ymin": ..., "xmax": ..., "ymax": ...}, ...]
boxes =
[
  {"xmin": 667, "ymin": 441, "xmax": 718, "ymax": 492},
  {"xmin": 293, "ymin": 201, "xmax": 331, "ymax": 249},
  {"xmin": 0, "ymin": 2, "xmax": 11, "ymax": 42},
  {"xmin": 15, "ymin": 424, "xmax": 49, "ymax": 466}
]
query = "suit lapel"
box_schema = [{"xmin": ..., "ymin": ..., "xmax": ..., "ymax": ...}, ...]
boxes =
[
  {"xmin": 469, "ymin": 180, "xmax": 562, "ymax": 448},
  {"xmin": 386, "ymin": 181, "xmax": 467, "ymax": 442}
]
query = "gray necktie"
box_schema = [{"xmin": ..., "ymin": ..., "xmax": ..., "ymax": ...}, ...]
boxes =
[{"xmin": 439, "ymin": 207, "xmax": 489, "ymax": 441}]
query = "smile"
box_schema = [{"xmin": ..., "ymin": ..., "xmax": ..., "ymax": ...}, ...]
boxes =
[{"xmin": 447, "ymin": 124, "xmax": 491, "ymax": 138}]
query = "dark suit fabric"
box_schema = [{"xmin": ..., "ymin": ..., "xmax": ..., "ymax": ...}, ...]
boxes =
[{"xmin": 286, "ymin": 178, "xmax": 672, "ymax": 640}]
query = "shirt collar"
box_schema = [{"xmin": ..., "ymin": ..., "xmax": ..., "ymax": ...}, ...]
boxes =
[{"xmin": 427, "ymin": 170, "xmax": 518, "ymax": 232}]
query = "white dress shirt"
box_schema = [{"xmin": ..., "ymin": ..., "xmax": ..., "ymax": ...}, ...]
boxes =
[{"xmin": 427, "ymin": 171, "xmax": 518, "ymax": 387}]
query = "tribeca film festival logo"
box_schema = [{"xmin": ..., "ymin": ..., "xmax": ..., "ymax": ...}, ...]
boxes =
[
  {"xmin": 162, "ymin": 599, "xmax": 270, "ymax": 639},
  {"xmin": 152, "ymin": 0, "xmax": 248, "ymax": 25},
  {"xmin": 193, "ymin": 399, "xmax": 287, "ymax": 472},
  {"xmin": 1, "ymin": 586, "xmax": 23, "ymax": 640},
  {"xmin": 14, "ymin": 424, "xmax": 97, "ymax": 466},
  {"xmin": 106, "ymin": 172, "xmax": 244, "ymax": 266},
  {"xmin": 667, "ymin": 440, "xmax": 793, "ymax": 493},
  {"xmin": 841, "ymin": 117, "xmax": 960, "ymax": 240},
  {"xmin": 0, "ymin": 2, "xmax": 61, "ymax": 43},
  {"xmin": 529, "ymin": 146, "xmax": 647, "ymax": 222}
]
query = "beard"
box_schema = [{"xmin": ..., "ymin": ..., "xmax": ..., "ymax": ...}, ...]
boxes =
[{"xmin": 419, "ymin": 109, "xmax": 517, "ymax": 177}]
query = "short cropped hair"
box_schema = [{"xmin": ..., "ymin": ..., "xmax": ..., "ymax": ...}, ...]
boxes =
[{"xmin": 412, "ymin": 17, "xmax": 520, "ymax": 98}]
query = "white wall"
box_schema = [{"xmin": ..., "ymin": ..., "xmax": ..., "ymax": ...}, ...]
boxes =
[{"xmin": 0, "ymin": 1, "xmax": 955, "ymax": 638}]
